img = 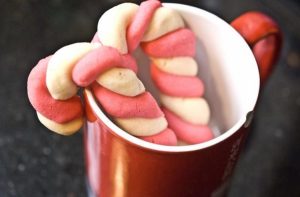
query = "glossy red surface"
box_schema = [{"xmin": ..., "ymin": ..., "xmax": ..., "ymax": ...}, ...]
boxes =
[
  {"xmin": 83, "ymin": 94, "xmax": 249, "ymax": 197},
  {"xmin": 231, "ymin": 11, "xmax": 282, "ymax": 84},
  {"xmin": 83, "ymin": 10, "xmax": 281, "ymax": 197}
]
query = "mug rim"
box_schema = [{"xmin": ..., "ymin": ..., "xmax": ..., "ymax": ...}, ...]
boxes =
[
  {"xmin": 86, "ymin": 89, "xmax": 250, "ymax": 153},
  {"xmin": 85, "ymin": 3, "xmax": 260, "ymax": 153}
]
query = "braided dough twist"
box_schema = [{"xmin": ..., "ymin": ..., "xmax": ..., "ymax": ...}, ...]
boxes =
[{"xmin": 27, "ymin": 0, "xmax": 213, "ymax": 145}]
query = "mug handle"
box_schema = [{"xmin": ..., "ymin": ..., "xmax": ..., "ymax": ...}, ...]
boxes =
[{"xmin": 231, "ymin": 12, "xmax": 282, "ymax": 84}]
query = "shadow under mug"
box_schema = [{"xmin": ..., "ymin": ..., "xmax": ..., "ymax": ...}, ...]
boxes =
[{"xmin": 83, "ymin": 3, "xmax": 281, "ymax": 197}]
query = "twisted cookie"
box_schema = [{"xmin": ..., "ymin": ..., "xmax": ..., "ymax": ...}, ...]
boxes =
[
  {"xmin": 141, "ymin": 27, "xmax": 213, "ymax": 144},
  {"xmin": 27, "ymin": 0, "xmax": 213, "ymax": 145}
]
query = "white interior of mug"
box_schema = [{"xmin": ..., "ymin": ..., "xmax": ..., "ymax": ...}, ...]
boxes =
[{"xmin": 85, "ymin": 3, "xmax": 260, "ymax": 152}]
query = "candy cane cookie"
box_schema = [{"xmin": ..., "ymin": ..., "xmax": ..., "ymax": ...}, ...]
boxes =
[
  {"xmin": 87, "ymin": 1, "xmax": 178, "ymax": 145},
  {"xmin": 93, "ymin": 0, "xmax": 213, "ymax": 144},
  {"xmin": 27, "ymin": 0, "xmax": 213, "ymax": 145}
]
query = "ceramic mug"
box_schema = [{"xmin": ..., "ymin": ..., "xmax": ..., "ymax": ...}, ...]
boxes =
[{"xmin": 83, "ymin": 3, "xmax": 281, "ymax": 197}]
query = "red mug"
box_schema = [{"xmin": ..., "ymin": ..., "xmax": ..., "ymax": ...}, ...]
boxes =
[{"xmin": 83, "ymin": 3, "xmax": 281, "ymax": 197}]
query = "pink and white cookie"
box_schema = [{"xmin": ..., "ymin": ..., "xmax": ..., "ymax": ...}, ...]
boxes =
[
  {"xmin": 27, "ymin": 56, "xmax": 84, "ymax": 135},
  {"xmin": 141, "ymin": 17, "xmax": 213, "ymax": 144},
  {"xmin": 27, "ymin": 0, "xmax": 213, "ymax": 146}
]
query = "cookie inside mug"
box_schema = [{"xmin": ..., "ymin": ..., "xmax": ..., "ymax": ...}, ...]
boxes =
[
  {"xmin": 134, "ymin": 3, "xmax": 260, "ymax": 138},
  {"xmin": 87, "ymin": 3, "xmax": 259, "ymax": 151}
]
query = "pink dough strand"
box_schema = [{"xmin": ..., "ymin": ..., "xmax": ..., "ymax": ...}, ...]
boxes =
[
  {"xmin": 141, "ymin": 28, "xmax": 196, "ymax": 57},
  {"xmin": 72, "ymin": 46, "xmax": 138, "ymax": 87},
  {"xmin": 140, "ymin": 128, "xmax": 178, "ymax": 146},
  {"xmin": 163, "ymin": 108, "xmax": 214, "ymax": 144},
  {"xmin": 151, "ymin": 64, "xmax": 204, "ymax": 97},
  {"xmin": 92, "ymin": 83, "xmax": 163, "ymax": 119},
  {"xmin": 27, "ymin": 56, "xmax": 83, "ymax": 123},
  {"xmin": 126, "ymin": 0, "xmax": 161, "ymax": 53}
]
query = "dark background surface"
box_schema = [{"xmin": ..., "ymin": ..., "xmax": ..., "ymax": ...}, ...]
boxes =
[{"xmin": 0, "ymin": 0, "xmax": 299, "ymax": 196}]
